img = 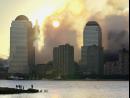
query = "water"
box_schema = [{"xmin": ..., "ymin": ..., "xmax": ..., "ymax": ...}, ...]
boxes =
[{"xmin": 0, "ymin": 80, "xmax": 129, "ymax": 98}]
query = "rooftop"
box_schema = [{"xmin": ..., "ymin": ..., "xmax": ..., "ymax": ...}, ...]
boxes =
[
  {"xmin": 86, "ymin": 21, "xmax": 99, "ymax": 26},
  {"xmin": 15, "ymin": 15, "xmax": 29, "ymax": 21}
]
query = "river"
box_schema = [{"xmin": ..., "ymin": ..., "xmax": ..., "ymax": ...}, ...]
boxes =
[{"xmin": 0, "ymin": 80, "xmax": 129, "ymax": 98}]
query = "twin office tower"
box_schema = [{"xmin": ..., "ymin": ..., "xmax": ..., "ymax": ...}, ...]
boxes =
[
  {"xmin": 81, "ymin": 21, "xmax": 104, "ymax": 75},
  {"xmin": 8, "ymin": 15, "xmax": 35, "ymax": 75},
  {"xmin": 9, "ymin": 15, "xmax": 103, "ymax": 76}
]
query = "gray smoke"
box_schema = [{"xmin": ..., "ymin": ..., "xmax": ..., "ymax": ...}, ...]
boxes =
[
  {"xmin": 40, "ymin": 14, "xmax": 79, "ymax": 63},
  {"xmin": 104, "ymin": 14, "xmax": 129, "ymax": 51},
  {"xmin": 36, "ymin": 0, "xmax": 129, "ymax": 63},
  {"xmin": 89, "ymin": 13, "xmax": 129, "ymax": 51},
  {"xmin": 37, "ymin": 14, "xmax": 129, "ymax": 63}
]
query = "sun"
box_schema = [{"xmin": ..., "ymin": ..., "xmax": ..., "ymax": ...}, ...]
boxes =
[{"xmin": 52, "ymin": 20, "xmax": 60, "ymax": 28}]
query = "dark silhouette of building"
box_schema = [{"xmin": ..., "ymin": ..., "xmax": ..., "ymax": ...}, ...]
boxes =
[
  {"xmin": 53, "ymin": 44, "xmax": 74, "ymax": 78},
  {"xmin": 81, "ymin": 21, "xmax": 104, "ymax": 76},
  {"xmin": 119, "ymin": 48, "xmax": 129, "ymax": 75},
  {"xmin": 0, "ymin": 58, "xmax": 8, "ymax": 79},
  {"xmin": 104, "ymin": 49, "xmax": 129, "ymax": 77},
  {"xmin": 9, "ymin": 15, "xmax": 35, "ymax": 76}
]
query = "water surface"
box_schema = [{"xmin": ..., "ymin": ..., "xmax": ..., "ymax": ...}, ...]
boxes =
[{"xmin": 0, "ymin": 80, "xmax": 129, "ymax": 98}]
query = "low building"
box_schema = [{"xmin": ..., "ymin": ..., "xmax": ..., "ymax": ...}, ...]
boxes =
[
  {"xmin": 104, "ymin": 49, "xmax": 129, "ymax": 76},
  {"xmin": 0, "ymin": 59, "xmax": 8, "ymax": 79},
  {"xmin": 104, "ymin": 61, "xmax": 121, "ymax": 75},
  {"xmin": 119, "ymin": 48, "xmax": 129, "ymax": 75}
]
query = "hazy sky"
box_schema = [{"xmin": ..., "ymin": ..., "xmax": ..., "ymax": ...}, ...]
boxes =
[{"xmin": 0, "ymin": 0, "xmax": 129, "ymax": 61}]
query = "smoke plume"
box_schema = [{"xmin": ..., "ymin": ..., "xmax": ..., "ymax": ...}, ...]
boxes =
[{"xmin": 36, "ymin": 0, "xmax": 129, "ymax": 63}]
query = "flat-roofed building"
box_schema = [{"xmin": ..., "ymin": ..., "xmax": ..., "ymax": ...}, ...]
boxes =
[{"xmin": 53, "ymin": 44, "xmax": 74, "ymax": 77}]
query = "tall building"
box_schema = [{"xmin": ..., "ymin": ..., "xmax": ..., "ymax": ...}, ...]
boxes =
[
  {"xmin": 53, "ymin": 44, "xmax": 74, "ymax": 77},
  {"xmin": 9, "ymin": 15, "xmax": 35, "ymax": 75},
  {"xmin": 81, "ymin": 21, "xmax": 104, "ymax": 75}
]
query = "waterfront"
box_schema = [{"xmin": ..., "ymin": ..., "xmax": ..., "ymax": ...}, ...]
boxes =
[{"xmin": 0, "ymin": 80, "xmax": 129, "ymax": 98}]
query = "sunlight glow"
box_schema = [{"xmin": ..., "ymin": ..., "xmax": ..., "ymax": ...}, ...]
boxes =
[
  {"xmin": 52, "ymin": 20, "xmax": 60, "ymax": 28},
  {"xmin": 0, "ymin": 0, "xmax": 129, "ymax": 59},
  {"xmin": 38, "ymin": 30, "xmax": 44, "ymax": 51}
]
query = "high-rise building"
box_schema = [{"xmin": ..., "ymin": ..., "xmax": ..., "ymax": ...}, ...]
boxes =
[
  {"xmin": 53, "ymin": 44, "xmax": 74, "ymax": 77},
  {"xmin": 9, "ymin": 15, "xmax": 35, "ymax": 75},
  {"xmin": 81, "ymin": 21, "xmax": 104, "ymax": 75}
]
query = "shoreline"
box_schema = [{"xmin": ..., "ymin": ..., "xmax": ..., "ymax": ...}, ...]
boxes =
[
  {"xmin": 0, "ymin": 79, "xmax": 129, "ymax": 81},
  {"xmin": 0, "ymin": 87, "xmax": 39, "ymax": 94}
]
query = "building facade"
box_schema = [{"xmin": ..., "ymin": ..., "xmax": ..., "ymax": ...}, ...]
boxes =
[
  {"xmin": 119, "ymin": 48, "xmax": 129, "ymax": 75},
  {"xmin": 104, "ymin": 61, "xmax": 121, "ymax": 75},
  {"xmin": 53, "ymin": 44, "xmax": 74, "ymax": 77},
  {"xmin": 9, "ymin": 15, "xmax": 35, "ymax": 75},
  {"xmin": 81, "ymin": 21, "xmax": 104, "ymax": 75},
  {"xmin": 104, "ymin": 49, "xmax": 129, "ymax": 76}
]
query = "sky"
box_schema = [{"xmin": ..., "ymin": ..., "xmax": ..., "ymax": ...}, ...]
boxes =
[{"xmin": 0, "ymin": 0, "xmax": 129, "ymax": 63}]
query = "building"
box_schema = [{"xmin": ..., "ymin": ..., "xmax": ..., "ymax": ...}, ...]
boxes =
[
  {"xmin": 0, "ymin": 58, "xmax": 8, "ymax": 79},
  {"xmin": 104, "ymin": 60, "xmax": 120, "ymax": 75},
  {"xmin": 104, "ymin": 49, "xmax": 129, "ymax": 76},
  {"xmin": 53, "ymin": 44, "xmax": 74, "ymax": 77},
  {"xmin": 8, "ymin": 15, "xmax": 35, "ymax": 75},
  {"xmin": 104, "ymin": 52, "xmax": 121, "ymax": 75},
  {"xmin": 119, "ymin": 48, "xmax": 129, "ymax": 75},
  {"xmin": 81, "ymin": 21, "xmax": 104, "ymax": 75},
  {"xmin": 34, "ymin": 62, "xmax": 53, "ymax": 79}
]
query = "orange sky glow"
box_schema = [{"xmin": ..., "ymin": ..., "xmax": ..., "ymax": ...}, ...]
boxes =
[{"xmin": 0, "ymin": 0, "xmax": 129, "ymax": 60}]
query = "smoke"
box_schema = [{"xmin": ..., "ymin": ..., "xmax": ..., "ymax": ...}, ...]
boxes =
[
  {"xmin": 107, "ymin": 30, "xmax": 129, "ymax": 51},
  {"xmin": 107, "ymin": 0, "xmax": 129, "ymax": 11},
  {"xmin": 41, "ymin": 10, "xmax": 80, "ymax": 63},
  {"xmin": 36, "ymin": 0, "xmax": 129, "ymax": 63},
  {"xmin": 105, "ymin": 14, "xmax": 129, "ymax": 51},
  {"xmin": 89, "ymin": 13, "xmax": 129, "ymax": 50}
]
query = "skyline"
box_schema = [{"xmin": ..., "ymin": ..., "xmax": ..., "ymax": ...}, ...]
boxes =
[{"xmin": 0, "ymin": 0, "xmax": 129, "ymax": 62}]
